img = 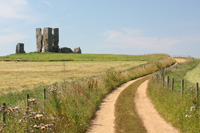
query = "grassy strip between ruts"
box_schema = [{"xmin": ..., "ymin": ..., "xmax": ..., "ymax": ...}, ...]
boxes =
[
  {"xmin": 147, "ymin": 59, "xmax": 200, "ymax": 133},
  {"xmin": 115, "ymin": 76, "xmax": 149, "ymax": 133}
]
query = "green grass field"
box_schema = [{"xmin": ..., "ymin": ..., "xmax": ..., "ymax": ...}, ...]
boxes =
[
  {"xmin": 185, "ymin": 62, "xmax": 200, "ymax": 83},
  {"xmin": 0, "ymin": 52, "xmax": 170, "ymax": 61}
]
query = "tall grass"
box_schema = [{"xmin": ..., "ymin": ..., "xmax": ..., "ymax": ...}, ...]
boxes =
[
  {"xmin": 148, "ymin": 59, "xmax": 200, "ymax": 133},
  {"xmin": 0, "ymin": 57, "xmax": 175, "ymax": 132}
]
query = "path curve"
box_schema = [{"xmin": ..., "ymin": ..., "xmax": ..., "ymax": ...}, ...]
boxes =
[
  {"xmin": 134, "ymin": 80, "xmax": 179, "ymax": 133},
  {"xmin": 87, "ymin": 58, "xmax": 185, "ymax": 133},
  {"xmin": 87, "ymin": 77, "xmax": 144, "ymax": 133},
  {"xmin": 175, "ymin": 58, "xmax": 186, "ymax": 63}
]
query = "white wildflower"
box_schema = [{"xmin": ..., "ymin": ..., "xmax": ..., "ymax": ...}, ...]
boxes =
[{"xmin": 190, "ymin": 106, "xmax": 195, "ymax": 112}]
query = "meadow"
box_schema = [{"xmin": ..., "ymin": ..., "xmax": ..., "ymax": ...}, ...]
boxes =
[
  {"xmin": 0, "ymin": 61, "xmax": 145, "ymax": 93},
  {"xmin": 0, "ymin": 53, "xmax": 175, "ymax": 132},
  {"xmin": 0, "ymin": 52, "xmax": 169, "ymax": 61},
  {"xmin": 185, "ymin": 61, "xmax": 200, "ymax": 83}
]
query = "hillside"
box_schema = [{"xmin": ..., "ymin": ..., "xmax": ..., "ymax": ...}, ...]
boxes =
[{"xmin": 0, "ymin": 52, "xmax": 170, "ymax": 62}]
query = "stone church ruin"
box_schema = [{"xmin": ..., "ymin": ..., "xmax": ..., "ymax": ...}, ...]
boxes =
[{"xmin": 36, "ymin": 27, "xmax": 82, "ymax": 54}]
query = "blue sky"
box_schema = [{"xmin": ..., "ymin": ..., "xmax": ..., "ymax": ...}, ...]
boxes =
[{"xmin": 0, "ymin": 0, "xmax": 200, "ymax": 57}]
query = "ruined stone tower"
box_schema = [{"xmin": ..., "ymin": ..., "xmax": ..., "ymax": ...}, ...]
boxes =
[
  {"xmin": 36, "ymin": 28, "xmax": 43, "ymax": 52},
  {"xmin": 35, "ymin": 27, "xmax": 81, "ymax": 54},
  {"xmin": 16, "ymin": 43, "xmax": 25, "ymax": 53},
  {"xmin": 53, "ymin": 28, "xmax": 59, "ymax": 52},
  {"xmin": 36, "ymin": 27, "xmax": 59, "ymax": 52},
  {"xmin": 43, "ymin": 27, "xmax": 53, "ymax": 52}
]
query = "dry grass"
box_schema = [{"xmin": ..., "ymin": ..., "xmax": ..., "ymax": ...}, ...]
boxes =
[{"xmin": 0, "ymin": 61, "xmax": 145, "ymax": 92}]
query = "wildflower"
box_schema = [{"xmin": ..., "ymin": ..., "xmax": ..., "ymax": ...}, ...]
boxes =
[
  {"xmin": 49, "ymin": 86, "xmax": 58, "ymax": 92},
  {"xmin": 19, "ymin": 119, "xmax": 23, "ymax": 124},
  {"xmin": 3, "ymin": 124, "xmax": 6, "ymax": 128},
  {"xmin": 41, "ymin": 126, "xmax": 45, "ymax": 130},
  {"xmin": 34, "ymin": 125, "xmax": 40, "ymax": 129},
  {"xmin": 47, "ymin": 124, "xmax": 54, "ymax": 127},
  {"xmin": 28, "ymin": 99, "xmax": 37, "ymax": 104},
  {"xmin": 8, "ymin": 107, "xmax": 13, "ymax": 112},
  {"xmin": 13, "ymin": 106, "xmax": 20, "ymax": 111},
  {"xmin": 35, "ymin": 114, "xmax": 43, "ymax": 119},
  {"xmin": 190, "ymin": 106, "xmax": 195, "ymax": 112},
  {"xmin": 31, "ymin": 112, "xmax": 37, "ymax": 115},
  {"xmin": 185, "ymin": 114, "xmax": 192, "ymax": 118}
]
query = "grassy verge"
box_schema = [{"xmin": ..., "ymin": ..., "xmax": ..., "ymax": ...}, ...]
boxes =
[
  {"xmin": 185, "ymin": 62, "xmax": 200, "ymax": 83},
  {"xmin": 0, "ymin": 56, "xmax": 175, "ymax": 132},
  {"xmin": 147, "ymin": 59, "xmax": 200, "ymax": 133},
  {"xmin": 115, "ymin": 76, "xmax": 149, "ymax": 133}
]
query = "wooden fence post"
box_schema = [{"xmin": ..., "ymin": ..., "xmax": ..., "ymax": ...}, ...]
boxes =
[
  {"xmin": 166, "ymin": 76, "xmax": 169, "ymax": 88},
  {"xmin": 171, "ymin": 78, "xmax": 174, "ymax": 91},
  {"xmin": 44, "ymin": 88, "xmax": 46, "ymax": 100},
  {"xmin": 27, "ymin": 94, "xmax": 29, "ymax": 106},
  {"xmin": 162, "ymin": 74, "xmax": 164, "ymax": 86},
  {"xmin": 161, "ymin": 69, "xmax": 165, "ymax": 86},
  {"xmin": 2, "ymin": 103, "xmax": 6, "ymax": 123},
  {"xmin": 181, "ymin": 79, "xmax": 184, "ymax": 95},
  {"xmin": 43, "ymin": 88, "xmax": 46, "ymax": 107},
  {"xmin": 197, "ymin": 82, "xmax": 199, "ymax": 98}
]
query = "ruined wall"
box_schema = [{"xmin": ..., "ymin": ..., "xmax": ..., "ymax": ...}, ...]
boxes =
[
  {"xmin": 43, "ymin": 27, "xmax": 54, "ymax": 52},
  {"xmin": 36, "ymin": 27, "xmax": 82, "ymax": 54},
  {"xmin": 16, "ymin": 43, "xmax": 25, "ymax": 54},
  {"xmin": 60, "ymin": 47, "xmax": 73, "ymax": 53},
  {"xmin": 53, "ymin": 28, "xmax": 59, "ymax": 52},
  {"xmin": 36, "ymin": 28, "xmax": 43, "ymax": 52},
  {"xmin": 74, "ymin": 47, "xmax": 82, "ymax": 54}
]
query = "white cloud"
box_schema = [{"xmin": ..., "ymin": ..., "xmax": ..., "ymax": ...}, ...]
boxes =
[
  {"xmin": 103, "ymin": 29, "xmax": 182, "ymax": 49},
  {"xmin": 0, "ymin": 34, "xmax": 28, "ymax": 46},
  {"xmin": 0, "ymin": 0, "xmax": 32, "ymax": 20}
]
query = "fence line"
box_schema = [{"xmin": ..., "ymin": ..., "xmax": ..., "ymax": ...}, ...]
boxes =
[{"xmin": 156, "ymin": 72, "xmax": 199, "ymax": 99}]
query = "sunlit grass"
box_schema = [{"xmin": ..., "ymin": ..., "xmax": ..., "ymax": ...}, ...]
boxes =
[
  {"xmin": 0, "ymin": 56, "xmax": 175, "ymax": 132},
  {"xmin": 185, "ymin": 62, "xmax": 200, "ymax": 83},
  {"xmin": 0, "ymin": 52, "xmax": 170, "ymax": 62},
  {"xmin": 148, "ymin": 59, "xmax": 200, "ymax": 133},
  {"xmin": 0, "ymin": 61, "xmax": 145, "ymax": 93}
]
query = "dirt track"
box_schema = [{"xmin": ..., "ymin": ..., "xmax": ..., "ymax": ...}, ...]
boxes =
[
  {"xmin": 134, "ymin": 58, "xmax": 186, "ymax": 133},
  {"xmin": 88, "ymin": 58, "xmax": 185, "ymax": 133},
  {"xmin": 87, "ymin": 77, "xmax": 143, "ymax": 133},
  {"xmin": 134, "ymin": 80, "xmax": 179, "ymax": 133}
]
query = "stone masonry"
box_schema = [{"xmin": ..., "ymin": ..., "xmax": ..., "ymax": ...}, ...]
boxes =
[
  {"xmin": 16, "ymin": 43, "xmax": 25, "ymax": 53},
  {"xmin": 36, "ymin": 27, "xmax": 81, "ymax": 53},
  {"xmin": 36, "ymin": 28, "xmax": 43, "ymax": 52},
  {"xmin": 74, "ymin": 47, "xmax": 82, "ymax": 54},
  {"xmin": 36, "ymin": 27, "xmax": 59, "ymax": 52},
  {"xmin": 43, "ymin": 27, "xmax": 54, "ymax": 52},
  {"xmin": 53, "ymin": 28, "xmax": 59, "ymax": 52}
]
